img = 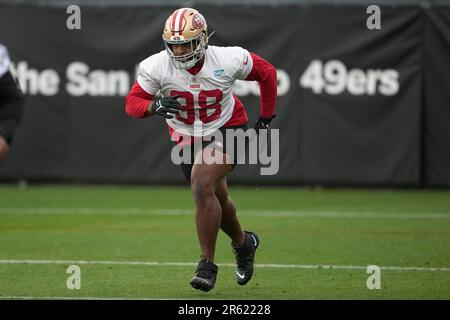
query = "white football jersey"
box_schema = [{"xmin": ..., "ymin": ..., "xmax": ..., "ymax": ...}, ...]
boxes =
[{"xmin": 137, "ymin": 45, "xmax": 253, "ymax": 137}]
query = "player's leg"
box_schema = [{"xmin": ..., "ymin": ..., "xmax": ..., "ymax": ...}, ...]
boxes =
[
  {"xmin": 190, "ymin": 153, "xmax": 231, "ymax": 262},
  {"xmin": 215, "ymin": 177, "xmax": 260, "ymax": 286},
  {"xmin": 215, "ymin": 177, "xmax": 245, "ymax": 247},
  {"xmin": 189, "ymin": 146, "xmax": 230, "ymax": 291}
]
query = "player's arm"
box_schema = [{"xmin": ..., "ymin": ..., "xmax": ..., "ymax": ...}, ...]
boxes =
[
  {"xmin": 125, "ymin": 80, "xmax": 155, "ymax": 118},
  {"xmin": 244, "ymin": 53, "xmax": 277, "ymax": 130},
  {"xmin": 0, "ymin": 70, "xmax": 25, "ymax": 160},
  {"xmin": 125, "ymin": 81, "xmax": 182, "ymax": 119}
]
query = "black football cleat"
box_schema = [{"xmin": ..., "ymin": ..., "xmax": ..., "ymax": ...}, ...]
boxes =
[
  {"xmin": 232, "ymin": 231, "xmax": 260, "ymax": 286},
  {"xmin": 190, "ymin": 256, "xmax": 219, "ymax": 292}
]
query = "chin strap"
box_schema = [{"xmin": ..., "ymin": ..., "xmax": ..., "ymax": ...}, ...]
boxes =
[{"xmin": 207, "ymin": 30, "xmax": 215, "ymax": 41}]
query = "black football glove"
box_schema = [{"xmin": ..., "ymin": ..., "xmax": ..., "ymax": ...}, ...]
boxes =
[
  {"xmin": 150, "ymin": 95, "xmax": 182, "ymax": 119},
  {"xmin": 254, "ymin": 115, "xmax": 276, "ymax": 132}
]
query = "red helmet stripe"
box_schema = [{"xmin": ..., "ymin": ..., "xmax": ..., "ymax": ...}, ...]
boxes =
[
  {"xmin": 171, "ymin": 9, "xmax": 180, "ymax": 35},
  {"xmin": 177, "ymin": 8, "xmax": 188, "ymax": 35}
]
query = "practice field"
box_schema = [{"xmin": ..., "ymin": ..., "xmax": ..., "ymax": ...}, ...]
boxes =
[{"xmin": 0, "ymin": 185, "xmax": 449, "ymax": 300}]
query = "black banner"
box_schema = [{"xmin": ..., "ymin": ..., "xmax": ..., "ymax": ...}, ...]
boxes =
[
  {"xmin": 0, "ymin": 4, "xmax": 448, "ymax": 186},
  {"xmin": 423, "ymin": 8, "xmax": 450, "ymax": 187}
]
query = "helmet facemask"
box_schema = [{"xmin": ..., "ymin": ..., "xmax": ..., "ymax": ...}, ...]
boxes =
[{"xmin": 164, "ymin": 32, "xmax": 207, "ymax": 70}]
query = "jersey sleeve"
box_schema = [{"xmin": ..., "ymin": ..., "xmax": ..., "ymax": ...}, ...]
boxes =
[
  {"xmin": 125, "ymin": 80, "xmax": 155, "ymax": 119},
  {"xmin": 244, "ymin": 52, "xmax": 277, "ymax": 119},
  {"xmin": 227, "ymin": 47, "xmax": 254, "ymax": 80},
  {"xmin": 136, "ymin": 53, "xmax": 163, "ymax": 95}
]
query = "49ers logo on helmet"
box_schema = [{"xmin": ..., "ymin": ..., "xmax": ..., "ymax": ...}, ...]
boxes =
[{"xmin": 192, "ymin": 13, "xmax": 205, "ymax": 29}]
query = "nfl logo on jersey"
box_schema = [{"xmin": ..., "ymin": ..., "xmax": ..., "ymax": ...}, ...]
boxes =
[{"xmin": 214, "ymin": 69, "xmax": 224, "ymax": 76}]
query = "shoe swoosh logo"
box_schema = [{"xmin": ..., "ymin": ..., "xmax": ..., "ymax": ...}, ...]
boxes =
[
  {"xmin": 250, "ymin": 234, "xmax": 258, "ymax": 247},
  {"xmin": 236, "ymin": 271, "xmax": 245, "ymax": 279}
]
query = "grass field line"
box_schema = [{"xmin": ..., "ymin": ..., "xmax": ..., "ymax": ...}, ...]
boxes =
[
  {"xmin": 0, "ymin": 207, "xmax": 449, "ymax": 219},
  {"xmin": 1, "ymin": 259, "xmax": 449, "ymax": 272}
]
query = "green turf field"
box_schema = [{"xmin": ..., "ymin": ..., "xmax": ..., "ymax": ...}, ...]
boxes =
[{"xmin": 0, "ymin": 185, "xmax": 449, "ymax": 299}]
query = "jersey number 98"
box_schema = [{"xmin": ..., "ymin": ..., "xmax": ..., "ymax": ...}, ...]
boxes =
[{"xmin": 171, "ymin": 89, "xmax": 223, "ymax": 125}]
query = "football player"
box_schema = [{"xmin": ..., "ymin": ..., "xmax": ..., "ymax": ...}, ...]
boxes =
[
  {"xmin": 125, "ymin": 8, "xmax": 277, "ymax": 292},
  {"xmin": 0, "ymin": 43, "xmax": 24, "ymax": 160}
]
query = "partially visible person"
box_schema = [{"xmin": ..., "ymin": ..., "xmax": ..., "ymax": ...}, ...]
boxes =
[{"xmin": 0, "ymin": 43, "xmax": 24, "ymax": 160}]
